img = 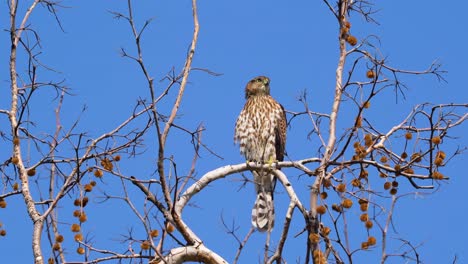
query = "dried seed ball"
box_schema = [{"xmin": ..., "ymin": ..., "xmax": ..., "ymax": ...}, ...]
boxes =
[
  {"xmin": 346, "ymin": 35, "xmax": 358, "ymax": 46},
  {"xmin": 150, "ymin": 229, "xmax": 159, "ymax": 238},
  {"xmin": 316, "ymin": 205, "xmax": 327, "ymax": 215},
  {"xmin": 13, "ymin": 182, "xmax": 19, "ymax": 191},
  {"xmin": 322, "ymin": 179, "xmax": 332, "ymax": 188},
  {"xmin": 314, "ymin": 254, "xmax": 326, "ymax": 264},
  {"xmin": 140, "ymin": 240, "xmax": 150, "ymax": 250},
  {"xmin": 432, "ymin": 136, "xmax": 441, "ymax": 145},
  {"xmin": 73, "ymin": 210, "xmax": 81, "ymax": 217},
  {"xmin": 355, "ymin": 144, "xmax": 365, "ymax": 153},
  {"xmin": 353, "ymin": 141, "xmax": 360, "ymax": 148},
  {"xmin": 0, "ymin": 229, "xmax": 6, "ymax": 236},
  {"xmin": 55, "ymin": 234, "xmax": 64, "ymax": 243},
  {"xmin": 74, "ymin": 233, "xmax": 83, "ymax": 242},
  {"xmin": 81, "ymin": 197, "xmax": 89, "ymax": 207},
  {"xmin": 436, "ymin": 151, "xmax": 446, "ymax": 160},
  {"xmin": 360, "ymin": 203, "xmax": 368, "ymax": 212},
  {"xmin": 77, "ymin": 247, "xmax": 85, "ymax": 255},
  {"xmin": 355, "ymin": 148, "xmax": 365, "ymax": 158},
  {"xmin": 401, "ymin": 152, "xmax": 408, "ymax": 159},
  {"xmin": 309, "ymin": 232, "xmax": 320, "ymax": 243},
  {"xmin": 363, "ymin": 101, "xmax": 371, "ymax": 109},
  {"xmin": 433, "ymin": 171, "xmax": 444, "ymax": 180},
  {"xmin": 48, "ymin": 258, "xmax": 54, "ymax": 264},
  {"xmin": 332, "ymin": 204, "xmax": 342, "ymax": 213},
  {"xmin": 94, "ymin": 169, "xmax": 103, "ymax": 178},
  {"xmin": 84, "ymin": 184, "xmax": 93, "ymax": 192},
  {"xmin": 90, "ymin": 181, "xmax": 97, "ymax": 187},
  {"xmin": 345, "ymin": 21, "xmax": 351, "ymax": 29},
  {"xmin": 321, "ymin": 226, "xmax": 331, "ymax": 236},
  {"xmin": 74, "ymin": 199, "xmax": 81, "ymax": 206},
  {"xmin": 391, "ymin": 181, "xmax": 399, "ymax": 188},
  {"xmin": 336, "ymin": 183, "xmax": 346, "ymax": 193},
  {"xmin": 342, "ymin": 199, "xmax": 353, "ymax": 209},
  {"xmin": 113, "ymin": 155, "xmax": 121, "ymax": 162},
  {"xmin": 394, "ymin": 164, "xmax": 401, "ymax": 171},
  {"xmin": 361, "ymin": 242, "xmax": 369, "ymax": 250},
  {"xmin": 360, "ymin": 170, "xmax": 369, "ymax": 179},
  {"xmin": 13, "ymin": 137, "xmax": 20, "ymax": 145},
  {"xmin": 101, "ymin": 158, "xmax": 113, "ymax": 171},
  {"xmin": 364, "ymin": 134, "xmax": 372, "ymax": 142},
  {"xmin": 358, "ymin": 151, "xmax": 367, "ymax": 159},
  {"xmin": 0, "ymin": 199, "xmax": 6, "ymax": 208},
  {"xmin": 367, "ymin": 236, "xmax": 377, "ymax": 246},
  {"xmin": 365, "ymin": 220, "xmax": 374, "ymax": 229},
  {"xmin": 380, "ymin": 156, "xmax": 388, "ymax": 163},
  {"xmin": 364, "ymin": 138, "xmax": 372, "ymax": 147},
  {"xmin": 315, "ymin": 254, "xmax": 326, "ymax": 262},
  {"xmin": 166, "ymin": 222, "xmax": 175, "ymax": 233},
  {"xmin": 358, "ymin": 198, "xmax": 368, "ymax": 205},
  {"xmin": 405, "ymin": 132, "xmax": 413, "ymax": 140},
  {"xmin": 383, "ymin": 182, "xmax": 392, "ymax": 190},
  {"xmin": 320, "ymin": 191, "xmax": 328, "ymax": 200},
  {"xmin": 340, "ymin": 26, "xmax": 349, "ymax": 36},
  {"xmin": 379, "ymin": 172, "xmax": 387, "ymax": 178},
  {"xmin": 366, "ymin": 70, "xmax": 375, "ymax": 79},
  {"xmin": 434, "ymin": 157, "xmax": 444, "ymax": 166},
  {"xmin": 389, "ymin": 188, "xmax": 398, "ymax": 195},
  {"xmin": 27, "ymin": 168, "xmax": 36, "ymax": 177},
  {"xmin": 11, "ymin": 156, "xmax": 19, "ymax": 165},
  {"xmin": 358, "ymin": 198, "xmax": 369, "ymax": 207},
  {"xmin": 71, "ymin": 223, "xmax": 81, "ymax": 233},
  {"xmin": 79, "ymin": 212, "xmax": 87, "ymax": 223},
  {"xmin": 360, "ymin": 213, "xmax": 368, "ymax": 222},
  {"xmin": 53, "ymin": 243, "xmax": 61, "ymax": 251},
  {"xmin": 410, "ymin": 153, "xmax": 421, "ymax": 162},
  {"xmin": 351, "ymin": 178, "xmax": 361, "ymax": 187}
]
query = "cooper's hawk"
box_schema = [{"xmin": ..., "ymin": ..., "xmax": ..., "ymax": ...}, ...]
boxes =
[{"xmin": 234, "ymin": 76, "xmax": 287, "ymax": 232}]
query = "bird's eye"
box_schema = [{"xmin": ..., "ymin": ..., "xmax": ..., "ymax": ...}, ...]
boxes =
[{"xmin": 256, "ymin": 78, "xmax": 262, "ymax": 83}]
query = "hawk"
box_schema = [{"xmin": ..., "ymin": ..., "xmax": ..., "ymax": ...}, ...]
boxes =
[{"xmin": 234, "ymin": 76, "xmax": 287, "ymax": 232}]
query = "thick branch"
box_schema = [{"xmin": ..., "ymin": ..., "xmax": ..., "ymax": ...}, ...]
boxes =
[
  {"xmin": 9, "ymin": 1, "xmax": 43, "ymax": 263},
  {"xmin": 160, "ymin": 245, "xmax": 228, "ymax": 264},
  {"xmin": 309, "ymin": 0, "xmax": 351, "ymax": 259}
]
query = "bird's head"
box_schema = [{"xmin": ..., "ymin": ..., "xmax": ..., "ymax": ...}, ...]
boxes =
[{"xmin": 245, "ymin": 76, "xmax": 270, "ymax": 99}]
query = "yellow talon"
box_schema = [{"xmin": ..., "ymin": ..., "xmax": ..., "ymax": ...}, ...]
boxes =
[{"xmin": 267, "ymin": 155, "xmax": 275, "ymax": 166}]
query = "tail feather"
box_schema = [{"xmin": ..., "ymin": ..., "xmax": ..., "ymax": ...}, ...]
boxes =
[{"xmin": 251, "ymin": 191, "xmax": 274, "ymax": 232}]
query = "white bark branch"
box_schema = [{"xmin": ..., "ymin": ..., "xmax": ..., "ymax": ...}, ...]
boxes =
[{"xmin": 160, "ymin": 245, "xmax": 228, "ymax": 264}]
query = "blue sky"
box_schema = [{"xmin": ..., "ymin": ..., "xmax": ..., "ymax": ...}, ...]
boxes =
[{"xmin": 0, "ymin": 0, "xmax": 466, "ymax": 263}]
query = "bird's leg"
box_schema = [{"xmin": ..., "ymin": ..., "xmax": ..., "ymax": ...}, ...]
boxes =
[
  {"xmin": 267, "ymin": 155, "xmax": 279, "ymax": 170},
  {"xmin": 267, "ymin": 155, "xmax": 275, "ymax": 166}
]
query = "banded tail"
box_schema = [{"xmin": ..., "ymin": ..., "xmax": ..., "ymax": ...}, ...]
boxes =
[{"xmin": 251, "ymin": 191, "xmax": 275, "ymax": 232}]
